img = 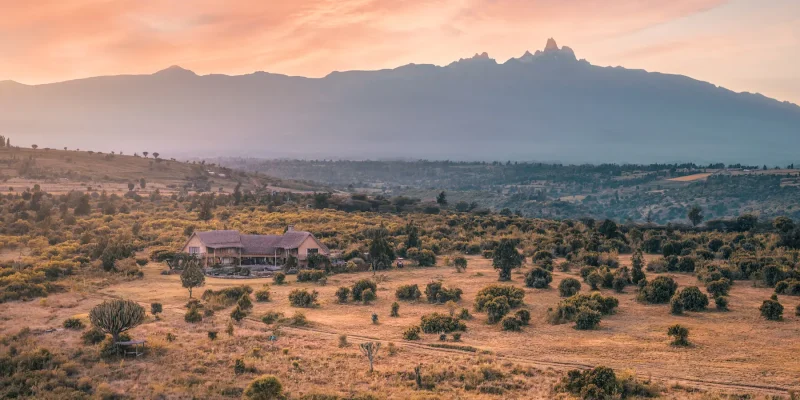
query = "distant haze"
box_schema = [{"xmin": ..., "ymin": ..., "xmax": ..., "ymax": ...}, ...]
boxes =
[{"xmin": 1, "ymin": 39, "xmax": 799, "ymax": 165}]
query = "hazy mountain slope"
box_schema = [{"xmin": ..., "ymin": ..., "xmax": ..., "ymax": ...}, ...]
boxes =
[{"xmin": 1, "ymin": 39, "xmax": 798, "ymax": 164}]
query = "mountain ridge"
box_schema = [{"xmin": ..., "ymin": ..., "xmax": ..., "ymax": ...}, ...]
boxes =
[{"xmin": 1, "ymin": 39, "xmax": 798, "ymax": 164}]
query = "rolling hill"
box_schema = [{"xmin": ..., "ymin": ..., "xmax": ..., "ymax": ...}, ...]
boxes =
[{"xmin": 1, "ymin": 39, "xmax": 799, "ymax": 164}]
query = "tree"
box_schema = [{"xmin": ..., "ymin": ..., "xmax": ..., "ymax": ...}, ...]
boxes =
[
  {"xmin": 31, "ymin": 144, "xmax": 38, "ymax": 150},
  {"xmin": 139, "ymin": 178, "xmax": 147, "ymax": 189},
  {"xmin": 558, "ymin": 278, "xmax": 581, "ymax": 297},
  {"xmin": 127, "ymin": 182, "xmax": 135, "ymax": 191},
  {"xmin": 434, "ymin": 191, "xmax": 448, "ymax": 206},
  {"xmin": 405, "ymin": 222, "xmax": 421, "ymax": 249},
  {"xmin": 233, "ymin": 182, "xmax": 243, "ymax": 205},
  {"xmin": 74, "ymin": 194, "xmax": 91, "ymax": 216},
  {"xmin": 89, "ymin": 299, "xmax": 146, "ymax": 343},
  {"xmin": 198, "ymin": 194, "xmax": 214, "ymax": 221},
  {"xmin": 688, "ymin": 206, "xmax": 703, "ymax": 227},
  {"xmin": 493, "ymin": 239, "xmax": 523, "ymax": 281},
  {"xmin": 152, "ymin": 152, "xmax": 160, "ymax": 159},
  {"xmin": 760, "ymin": 295, "xmax": 783, "ymax": 321},
  {"xmin": 142, "ymin": 152, "xmax": 149, "ymax": 158},
  {"xmin": 359, "ymin": 342, "xmax": 381, "ymax": 373},
  {"xmin": 181, "ymin": 259, "xmax": 205, "ymax": 298},
  {"xmin": 369, "ymin": 224, "xmax": 395, "ymax": 274}
]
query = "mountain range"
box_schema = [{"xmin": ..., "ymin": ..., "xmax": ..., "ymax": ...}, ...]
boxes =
[{"xmin": 1, "ymin": 38, "xmax": 799, "ymax": 164}]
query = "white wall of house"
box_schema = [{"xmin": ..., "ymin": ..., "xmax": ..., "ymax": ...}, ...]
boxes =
[
  {"xmin": 181, "ymin": 235, "xmax": 207, "ymax": 256},
  {"xmin": 298, "ymin": 236, "xmax": 327, "ymax": 260}
]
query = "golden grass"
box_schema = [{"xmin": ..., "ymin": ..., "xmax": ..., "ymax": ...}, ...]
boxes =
[
  {"xmin": 667, "ymin": 173, "xmax": 712, "ymax": 182},
  {"xmin": 2, "ymin": 255, "xmax": 798, "ymax": 398}
]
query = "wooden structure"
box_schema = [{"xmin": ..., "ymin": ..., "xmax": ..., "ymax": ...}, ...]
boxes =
[{"xmin": 117, "ymin": 340, "xmax": 146, "ymax": 357}]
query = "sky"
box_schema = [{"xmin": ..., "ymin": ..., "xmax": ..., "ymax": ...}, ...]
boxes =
[{"xmin": 1, "ymin": 0, "xmax": 799, "ymax": 104}]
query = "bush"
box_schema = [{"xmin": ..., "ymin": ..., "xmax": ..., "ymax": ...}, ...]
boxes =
[
  {"xmin": 150, "ymin": 302, "xmax": 163, "ymax": 315},
  {"xmin": 548, "ymin": 293, "xmax": 619, "ymax": 326},
  {"xmin": 395, "ymin": 284, "xmax": 422, "ymax": 301},
  {"xmin": 254, "ymin": 289, "xmax": 270, "ymax": 302},
  {"xmin": 420, "ymin": 313, "xmax": 467, "ymax": 333},
  {"xmin": 237, "ymin": 294, "xmax": 254, "ymax": 311},
  {"xmin": 706, "ymin": 278, "xmax": 731, "ymax": 297},
  {"xmin": 296, "ymin": 269, "xmax": 326, "ymax": 283},
  {"xmin": 234, "ymin": 359, "xmax": 246, "ymax": 375},
  {"xmin": 574, "ymin": 307, "xmax": 602, "ymax": 330},
  {"xmin": 390, "ymin": 302, "xmax": 400, "ymax": 317},
  {"xmin": 669, "ymin": 295, "xmax": 684, "ymax": 315},
  {"xmin": 82, "ymin": 327, "xmax": 106, "ymax": 345},
  {"xmin": 638, "ymin": 276, "xmax": 678, "ymax": 304},
  {"xmin": 335, "ymin": 287, "xmax": 350, "ymax": 303},
  {"xmin": 515, "ymin": 309, "xmax": 531, "ymax": 325},
  {"xmin": 667, "ymin": 324, "xmax": 689, "ymax": 346},
  {"xmin": 501, "ymin": 316, "xmax": 523, "ymax": 331},
  {"xmin": 775, "ymin": 279, "xmax": 800, "ymax": 296},
  {"xmin": 558, "ymin": 278, "xmax": 581, "ymax": 297},
  {"xmin": 453, "ymin": 256, "xmax": 468, "ymax": 272},
  {"xmin": 558, "ymin": 366, "xmax": 622, "ymax": 399},
  {"xmin": 361, "ymin": 288, "xmax": 376, "ymax": 304},
  {"xmin": 288, "ymin": 289, "xmax": 319, "ymax": 308},
  {"xmin": 586, "ymin": 270, "xmax": 603, "ymax": 290},
  {"xmin": 225, "ymin": 306, "xmax": 244, "ymax": 322},
  {"xmin": 63, "ymin": 317, "xmax": 84, "ymax": 330},
  {"xmin": 714, "ymin": 296, "xmax": 728, "ymax": 311},
  {"xmin": 208, "ymin": 331, "xmax": 218, "ymax": 341},
  {"xmin": 425, "ymin": 281, "xmax": 463, "ymax": 303},
  {"xmin": 524, "ymin": 267, "xmax": 552, "ymax": 289},
  {"xmin": 760, "ymin": 296, "xmax": 783, "ymax": 321},
  {"xmin": 273, "ymin": 273, "xmax": 286, "ymax": 285},
  {"xmin": 403, "ymin": 326, "xmax": 421, "ymax": 340},
  {"xmin": 485, "ymin": 295, "xmax": 511, "ymax": 324},
  {"xmin": 675, "ymin": 286, "xmax": 708, "ymax": 311},
  {"xmin": 351, "ymin": 279, "xmax": 377, "ymax": 301},
  {"xmin": 612, "ymin": 277, "xmax": 626, "ymax": 293},
  {"xmin": 244, "ymin": 375, "xmax": 284, "ymax": 400},
  {"xmin": 261, "ymin": 311, "xmax": 284, "ymax": 324},
  {"xmin": 474, "ymin": 285, "xmax": 525, "ymax": 311}
]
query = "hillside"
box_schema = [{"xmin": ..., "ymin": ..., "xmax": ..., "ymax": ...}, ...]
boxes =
[
  {"xmin": 2, "ymin": 39, "xmax": 799, "ymax": 164},
  {"xmin": 0, "ymin": 146, "xmax": 326, "ymax": 195}
]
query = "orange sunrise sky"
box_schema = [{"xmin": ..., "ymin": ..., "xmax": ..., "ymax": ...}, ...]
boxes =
[{"xmin": 2, "ymin": 0, "xmax": 799, "ymax": 104}]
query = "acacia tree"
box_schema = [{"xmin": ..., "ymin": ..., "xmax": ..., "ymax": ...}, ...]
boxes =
[
  {"xmin": 89, "ymin": 299, "xmax": 146, "ymax": 343},
  {"xmin": 181, "ymin": 258, "xmax": 205, "ymax": 298},
  {"xmin": 493, "ymin": 239, "xmax": 523, "ymax": 281},
  {"xmin": 436, "ymin": 191, "xmax": 447, "ymax": 206}
]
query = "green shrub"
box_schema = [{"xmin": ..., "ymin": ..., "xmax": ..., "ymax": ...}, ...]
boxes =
[
  {"xmin": 458, "ymin": 308, "xmax": 472, "ymax": 320},
  {"xmin": 675, "ymin": 286, "xmax": 708, "ymax": 311},
  {"xmin": 559, "ymin": 366, "xmax": 622, "ymax": 399},
  {"xmin": 244, "ymin": 375, "xmax": 284, "ymax": 400},
  {"xmin": 390, "ymin": 302, "xmax": 400, "ymax": 317},
  {"xmin": 288, "ymin": 289, "xmax": 319, "ymax": 308},
  {"xmin": 667, "ymin": 324, "xmax": 689, "ymax": 346},
  {"xmin": 254, "ymin": 289, "xmax": 270, "ymax": 302},
  {"xmin": 575, "ymin": 307, "xmax": 602, "ymax": 330},
  {"xmin": 237, "ymin": 294, "xmax": 254, "ymax": 311},
  {"xmin": 760, "ymin": 296, "xmax": 783, "ymax": 321},
  {"xmin": 273, "ymin": 273, "xmax": 286, "ymax": 285},
  {"xmin": 484, "ymin": 295, "xmax": 511, "ymax": 324},
  {"xmin": 612, "ymin": 277, "xmax": 627, "ymax": 293},
  {"xmin": 150, "ymin": 302, "xmax": 163, "ymax": 315},
  {"xmin": 63, "ymin": 317, "xmax": 84, "ymax": 330},
  {"xmin": 425, "ymin": 281, "xmax": 462, "ymax": 303},
  {"xmin": 714, "ymin": 296, "xmax": 728, "ymax": 311},
  {"xmin": 208, "ymin": 331, "xmax": 218, "ymax": 341},
  {"xmin": 474, "ymin": 285, "xmax": 525, "ymax": 311},
  {"xmin": 82, "ymin": 327, "xmax": 106, "ymax": 345},
  {"xmin": 185, "ymin": 307, "xmax": 202, "ymax": 323},
  {"xmin": 586, "ymin": 270, "xmax": 603, "ymax": 290},
  {"xmin": 261, "ymin": 311, "xmax": 284, "ymax": 324},
  {"xmin": 420, "ymin": 313, "xmax": 466, "ymax": 333},
  {"xmin": 670, "ymin": 295, "xmax": 684, "ymax": 315},
  {"xmin": 395, "ymin": 284, "xmax": 422, "ymax": 301},
  {"xmin": 403, "ymin": 326, "xmax": 421, "ymax": 340},
  {"xmin": 706, "ymin": 278, "xmax": 731, "ymax": 297},
  {"xmin": 501, "ymin": 315, "xmax": 523, "ymax": 331},
  {"xmin": 230, "ymin": 305, "xmax": 247, "ymax": 322},
  {"xmin": 361, "ymin": 289, "xmax": 376, "ymax": 304},
  {"xmin": 296, "ymin": 270, "xmax": 326, "ymax": 283},
  {"xmin": 558, "ymin": 278, "xmax": 581, "ymax": 297},
  {"xmin": 524, "ymin": 267, "xmax": 552, "ymax": 289},
  {"xmin": 548, "ymin": 293, "xmax": 618, "ymax": 326},
  {"xmin": 234, "ymin": 359, "xmax": 246, "ymax": 375},
  {"xmin": 514, "ymin": 309, "xmax": 531, "ymax": 325},
  {"xmin": 351, "ymin": 279, "xmax": 377, "ymax": 301},
  {"xmin": 638, "ymin": 276, "xmax": 678, "ymax": 304},
  {"xmin": 775, "ymin": 279, "xmax": 800, "ymax": 296},
  {"xmin": 335, "ymin": 287, "xmax": 350, "ymax": 303}
]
